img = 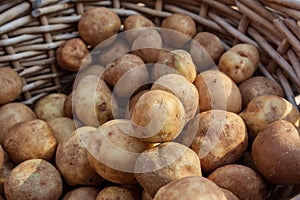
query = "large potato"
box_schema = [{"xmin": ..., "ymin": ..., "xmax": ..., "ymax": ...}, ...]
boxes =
[
  {"xmin": 131, "ymin": 90, "xmax": 185, "ymax": 143},
  {"xmin": 239, "ymin": 95, "xmax": 300, "ymax": 139},
  {"xmin": 87, "ymin": 119, "xmax": 149, "ymax": 184},
  {"xmin": 0, "ymin": 102, "xmax": 36, "ymax": 144},
  {"xmin": 55, "ymin": 126, "xmax": 105, "ymax": 186},
  {"xmin": 194, "ymin": 70, "xmax": 242, "ymax": 113},
  {"xmin": 62, "ymin": 187, "xmax": 99, "ymax": 200},
  {"xmin": 3, "ymin": 119, "xmax": 57, "ymax": 163},
  {"xmin": 48, "ymin": 117, "xmax": 76, "ymax": 144},
  {"xmin": 208, "ymin": 164, "xmax": 268, "ymax": 200},
  {"xmin": 134, "ymin": 142, "xmax": 202, "ymax": 197},
  {"xmin": 182, "ymin": 110, "xmax": 248, "ymax": 173},
  {"xmin": 4, "ymin": 159, "xmax": 63, "ymax": 200},
  {"xmin": 154, "ymin": 176, "xmax": 226, "ymax": 200},
  {"xmin": 252, "ymin": 120, "xmax": 300, "ymax": 184},
  {"xmin": 96, "ymin": 186, "xmax": 139, "ymax": 200}
]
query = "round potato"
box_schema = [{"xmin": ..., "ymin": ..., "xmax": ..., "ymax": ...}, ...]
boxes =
[
  {"xmin": 62, "ymin": 187, "xmax": 99, "ymax": 200},
  {"xmin": 252, "ymin": 120, "xmax": 300, "ymax": 185},
  {"xmin": 221, "ymin": 188, "xmax": 239, "ymax": 200},
  {"xmin": 96, "ymin": 186, "xmax": 139, "ymax": 200},
  {"xmin": 0, "ymin": 67, "xmax": 23, "ymax": 105},
  {"xmin": 64, "ymin": 92, "xmax": 73, "ymax": 118},
  {"xmin": 87, "ymin": 119, "xmax": 149, "ymax": 184},
  {"xmin": 194, "ymin": 70, "xmax": 242, "ymax": 113},
  {"xmin": 161, "ymin": 14, "xmax": 196, "ymax": 48},
  {"xmin": 218, "ymin": 43, "xmax": 259, "ymax": 83},
  {"xmin": 4, "ymin": 159, "xmax": 63, "ymax": 200},
  {"xmin": 48, "ymin": 117, "xmax": 76, "ymax": 144},
  {"xmin": 239, "ymin": 76, "xmax": 284, "ymax": 107},
  {"xmin": 154, "ymin": 176, "xmax": 226, "ymax": 200},
  {"xmin": 34, "ymin": 93, "xmax": 67, "ymax": 122},
  {"xmin": 134, "ymin": 142, "xmax": 202, "ymax": 197},
  {"xmin": 239, "ymin": 95, "xmax": 300, "ymax": 139},
  {"xmin": 208, "ymin": 164, "xmax": 268, "ymax": 200},
  {"xmin": 75, "ymin": 65, "xmax": 105, "ymax": 88},
  {"xmin": 181, "ymin": 110, "xmax": 248, "ymax": 173},
  {"xmin": 151, "ymin": 74, "xmax": 199, "ymax": 123},
  {"xmin": 125, "ymin": 89, "xmax": 149, "ymax": 119},
  {"xmin": 131, "ymin": 90, "xmax": 185, "ymax": 143},
  {"xmin": 0, "ymin": 102, "xmax": 36, "ymax": 144},
  {"xmin": 3, "ymin": 119, "xmax": 57, "ymax": 163},
  {"xmin": 78, "ymin": 7, "xmax": 121, "ymax": 47}
]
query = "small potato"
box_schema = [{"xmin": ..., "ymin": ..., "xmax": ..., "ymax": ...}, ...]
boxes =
[
  {"xmin": 154, "ymin": 176, "xmax": 227, "ymax": 200},
  {"xmin": 55, "ymin": 126, "xmax": 104, "ymax": 186},
  {"xmin": 64, "ymin": 92, "xmax": 73, "ymax": 118},
  {"xmin": 3, "ymin": 119, "xmax": 57, "ymax": 163},
  {"xmin": 103, "ymin": 53, "xmax": 149, "ymax": 97},
  {"xmin": 131, "ymin": 90, "xmax": 185, "ymax": 143},
  {"xmin": 0, "ymin": 67, "xmax": 23, "ymax": 105},
  {"xmin": 62, "ymin": 187, "xmax": 99, "ymax": 200},
  {"xmin": 134, "ymin": 142, "xmax": 202, "ymax": 197},
  {"xmin": 239, "ymin": 76, "xmax": 284, "ymax": 107},
  {"xmin": 74, "ymin": 75, "xmax": 118, "ymax": 127},
  {"xmin": 34, "ymin": 93, "xmax": 67, "ymax": 122},
  {"xmin": 208, "ymin": 164, "xmax": 268, "ymax": 200},
  {"xmin": 142, "ymin": 190, "xmax": 153, "ymax": 200},
  {"xmin": 4, "ymin": 159, "xmax": 63, "ymax": 200},
  {"xmin": 96, "ymin": 186, "xmax": 139, "ymax": 200},
  {"xmin": 239, "ymin": 95, "xmax": 300, "ymax": 139},
  {"xmin": 161, "ymin": 14, "xmax": 196, "ymax": 48},
  {"xmin": 190, "ymin": 32, "xmax": 225, "ymax": 70},
  {"xmin": 0, "ymin": 149, "xmax": 14, "ymax": 195},
  {"xmin": 56, "ymin": 38, "xmax": 91, "ymax": 72},
  {"xmin": 0, "ymin": 102, "xmax": 36, "ymax": 144},
  {"xmin": 48, "ymin": 117, "xmax": 76, "ymax": 144},
  {"xmin": 181, "ymin": 110, "xmax": 248, "ymax": 173},
  {"xmin": 218, "ymin": 43, "xmax": 259, "ymax": 83},
  {"xmin": 252, "ymin": 120, "xmax": 300, "ymax": 184},
  {"xmin": 151, "ymin": 74, "xmax": 199, "ymax": 123},
  {"xmin": 152, "ymin": 50, "xmax": 197, "ymax": 83},
  {"xmin": 87, "ymin": 119, "xmax": 149, "ymax": 184},
  {"xmin": 194, "ymin": 70, "xmax": 242, "ymax": 113},
  {"xmin": 221, "ymin": 189, "xmax": 239, "ymax": 200},
  {"xmin": 78, "ymin": 7, "xmax": 121, "ymax": 47}
]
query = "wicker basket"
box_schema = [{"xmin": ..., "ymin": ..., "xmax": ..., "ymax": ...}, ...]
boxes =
[{"xmin": 0, "ymin": 0, "xmax": 299, "ymax": 199}]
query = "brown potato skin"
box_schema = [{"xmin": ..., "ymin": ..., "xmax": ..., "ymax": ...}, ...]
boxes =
[
  {"xmin": 78, "ymin": 7, "xmax": 121, "ymax": 47},
  {"xmin": 0, "ymin": 67, "xmax": 23, "ymax": 105},
  {"xmin": 3, "ymin": 119, "xmax": 57, "ymax": 163},
  {"xmin": 0, "ymin": 149, "xmax": 14, "ymax": 196},
  {"xmin": 64, "ymin": 92, "xmax": 73, "ymax": 118},
  {"xmin": 221, "ymin": 189, "xmax": 239, "ymax": 200},
  {"xmin": 4, "ymin": 159, "xmax": 63, "ymax": 200},
  {"xmin": 96, "ymin": 186, "xmax": 139, "ymax": 200},
  {"xmin": 62, "ymin": 187, "xmax": 99, "ymax": 200},
  {"xmin": 238, "ymin": 76, "xmax": 284, "ymax": 108},
  {"xmin": 252, "ymin": 120, "xmax": 300, "ymax": 185},
  {"xmin": 134, "ymin": 142, "xmax": 202, "ymax": 197},
  {"xmin": 0, "ymin": 103, "xmax": 36, "ymax": 145},
  {"xmin": 208, "ymin": 164, "xmax": 268, "ymax": 200},
  {"xmin": 182, "ymin": 110, "xmax": 248, "ymax": 174},
  {"xmin": 142, "ymin": 190, "xmax": 153, "ymax": 200},
  {"xmin": 48, "ymin": 117, "xmax": 76, "ymax": 144},
  {"xmin": 154, "ymin": 176, "xmax": 227, "ymax": 200}
]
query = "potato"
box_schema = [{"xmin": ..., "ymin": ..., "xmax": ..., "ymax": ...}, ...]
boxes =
[
  {"xmin": 238, "ymin": 76, "xmax": 284, "ymax": 107},
  {"xmin": 78, "ymin": 7, "xmax": 121, "ymax": 47},
  {"xmin": 142, "ymin": 190, "xmax": 153, "ymax": 200},
  {"xmin": 34, "ymin": 93, "xmax": 67, "ymax": 121},
  {"xmin": 161, "ymin": 14, "xmax": 196, "ymax": 48},
  {"xmin": 190, "ymin": 32, "xmax": 225, "ymax": 70},
  {"xmin": 221, "ymin": 189, "xmax": 239, "ymax": 200},
  {"xmin": 181, "ymin": 110, "xmax": 248, "ymax": 173},
  {"xmin": 64, "ymin": 92, "xmax": 73, "ymax": 118},
  {"xmin": 87, "ymin": 119, "xmax": 149, "ymax": 184},
  {"xmin": 62, "ymin": 187, "xmax": 99, "ymax": 200},
  {"xmin": 48, "ymin": 117, "xmax": 76, "ymax": 144},
  {"xmin": 75, "ymin": 64, "xmax": 105, "ymax": 88},
  {"xmin": 3, "ymin": 119, "xmax": 57, "ymax": 163},
  {"xmin": 0, "ymin": 102, "xmax": 36, "ymax": 144},
  {"xmin": 252, "ymin": 120, "xmax": 300, "ymax": 184},
  {"xmin": 4, "ymin": 159, "xmax": 62, "ymax": 200},
  {"xmin": 103, "ymin": 53, "xmax": 149, "ymax": 97},
  {"xmin": 74, "ymin": 75, "xmax": 118, "ymax": 127},
  {"xmin": 0, "ymin": 67, "xmax": 23, "ymax": 105},
  {"xmin": 96, "ymin": 186, "xmax": 139, "ymax": 200},
  {"xmin": 239, "ymin": 95, "xmax": 300, "ymax": 139},
  {"xmin": 131, "ymin": 90, "xmax": 185, "ymax": 143},
  {"xmin": 151, "ymin": 74, "xmax": 199, "ymax": 123},
  {"xmin": 152, "ymin": 50, "xmax": 197, "ymax": 83},
  {"xmin": 56, "ymin": 38, "xmax": 91, "ymax": 72},
  {"xmin": 124, "ymin": 15, "xmax": 155, "ymax": 43},
  {"xmin": 126, "ymin": 89, "xmax": 149, "ymax": 119},
  {"xmin": 0, "ymin": 149, "xmax": 14, "ymax": 195},
  {"xmin": 218, "ymin": 43, "xmax": 259, "ymax": 83},
  {"xmin": 194, "ymin": 70, "xmax": 242, "ymax": 113},
  {"xmin": 134, "ymin": 142, "xmax": 202, "ymax": 197},
  {"xmin": 154, "ymin": 176, "xmax": 227, "ymax": 200},
  {"xmin": 208, "ymin": 164, "xmax": 268, "ymax": 200}
]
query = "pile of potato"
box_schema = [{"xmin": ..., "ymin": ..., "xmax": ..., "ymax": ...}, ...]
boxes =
[{"xmin": 0, "ymin": 6, "xmax": 299, "ymax": 200}]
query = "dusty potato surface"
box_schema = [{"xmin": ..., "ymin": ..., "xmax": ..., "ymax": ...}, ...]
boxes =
[
  {"xmin": 96, "ymin": 186, "xmax": 139, "ymax": 200},
  {"xmin": 62, "ymin": 187, "xmax": 99, "ymax": 200},
  {"xmin": 48, "ymin": 117, "xmax": 76, "ymax": 144}
]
